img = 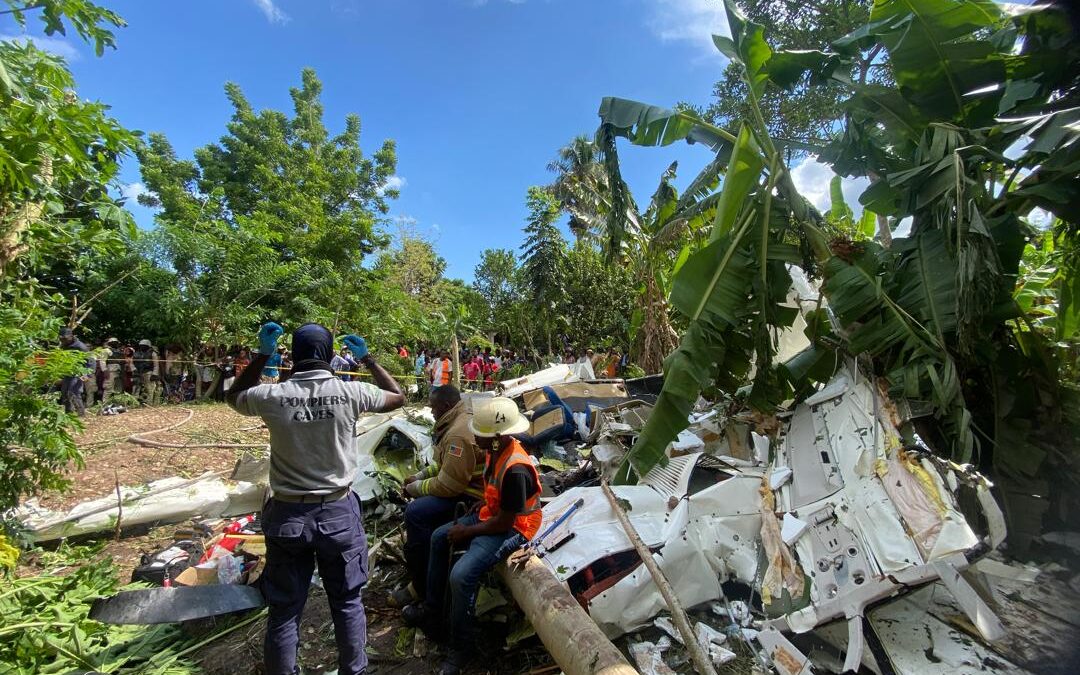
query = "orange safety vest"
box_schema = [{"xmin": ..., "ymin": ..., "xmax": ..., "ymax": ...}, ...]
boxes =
[
  {"xmin": 478, "ymin": 438, "xmax": 542, "ymax": 539},
  {"xmin": 440, "ymin": 358, "xmax": 451, "ymax": 385}
]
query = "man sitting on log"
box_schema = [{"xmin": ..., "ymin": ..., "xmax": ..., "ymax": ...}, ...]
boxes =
[
  {"xmin": 404, "ymin": 397, "xmax": 542, "ymax": 675},
  {"xmin": 391, "ymin": 384, "xmax": 486, "ymax": 608}
]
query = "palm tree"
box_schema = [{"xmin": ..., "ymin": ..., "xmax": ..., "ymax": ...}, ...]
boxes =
[
  {"xmin": 547, "ymin": 136, "xmax": 727, "ymax": 373},
  {"xmin": 547, "ymin": 136, "xmax": 609, "ymax": 241}
]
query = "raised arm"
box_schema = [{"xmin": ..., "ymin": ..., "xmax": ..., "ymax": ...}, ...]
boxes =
[
  {"xmin": 343, "ymin": 334, "xmax": 405, "ymax": 411},
  {"xmin": 226, "ymin": 322, "xmax": 281, "ymax": 407}
]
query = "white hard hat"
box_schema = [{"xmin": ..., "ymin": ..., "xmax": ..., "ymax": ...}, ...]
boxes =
[
  {"xmin": 468, "ymin": 397, "xmax": 529, "ymax": 438},
  {"xmin": 138, "ymin": 339, "xmax": 151, "ymax": 347}
]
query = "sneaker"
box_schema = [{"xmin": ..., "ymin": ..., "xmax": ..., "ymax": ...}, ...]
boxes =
[
  {"xmin": 437, "ymin": 647, "xmax": 471, "ymax": 675},
  {"xmin": 388, "ymin": 583, "xmax": 418, "ymax": 608}
]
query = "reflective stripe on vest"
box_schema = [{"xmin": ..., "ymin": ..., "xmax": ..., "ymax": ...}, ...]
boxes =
[{"xmin": 478, "ymin": 438, "xmax": 542, "ymax": 539}]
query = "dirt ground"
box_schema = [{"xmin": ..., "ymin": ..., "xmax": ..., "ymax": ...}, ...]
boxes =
[{"xmin": 20, "ymin": 403, "xmax": 558, "ymax": 675}]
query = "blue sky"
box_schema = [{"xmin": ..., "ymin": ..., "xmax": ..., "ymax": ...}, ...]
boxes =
[{"xmin": 2, "ymin": 0, "xmax": 850, "ymax": 281}]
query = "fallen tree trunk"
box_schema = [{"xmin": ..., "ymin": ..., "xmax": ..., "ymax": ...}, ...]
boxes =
[{"xmin": 499, "ymin": 555, "xmax": 638, "ymax": 675}]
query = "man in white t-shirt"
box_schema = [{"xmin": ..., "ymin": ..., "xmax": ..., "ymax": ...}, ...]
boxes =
[{"xmin": 228, "ymin": 322, "xmax": 404, "ymax": 675}]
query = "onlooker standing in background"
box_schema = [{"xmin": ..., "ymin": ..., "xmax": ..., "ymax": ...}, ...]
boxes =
[
  {"xmin": 85, "ymin": 342, "xmax": 110, "ymax": 406},
  {"xmin": 414, "ymin": 348, "xmax": 428, "ymax": 397},
  {"xmin": 235, "ymin": 347, "xmax": 251, "ymax": 378},
  {"xmin": 331, "ymin": 347, "xmax": 354, "ymax": 381},
  {"xmin": 462, "ymin": 355, "xmax": 481, "ymax": 390},
  {"xmin": 133, "ymin": 339, "xmax": 160, "ymax": 405},
  {"xmin": 58, "ymin": 327, "xmax": 93, "ymax": 416},
  {"xmin": 278, "ymin": 346, "xmax": 294, "ymax": 383},
  {"xmin": 103, "ymin": 338, "xmax": 126, "ymax": 403}
]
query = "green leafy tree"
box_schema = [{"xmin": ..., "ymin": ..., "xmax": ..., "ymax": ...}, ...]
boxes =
[
  {"xmin": 373, "ymin": 232, "xmax": 448, "ymax": 298},
  {"xmin": 547, "ymin": 135, "xmax": 610, "ymax": 240},
  {"xmin": 702, "ymin": 0, "xmax": 875, "ymax": 156},
  {"xmin": 549, "ymin": 132, "xmax": 731, "ymax": 372},
  {"xmin": 0, "ymin": 1, "xmax": 135, "ymax": 509},
  {"xmin": 127, "ymin": 69, "xmax": 397, "ymax": 346},
  {"xmin": 472, "ymin": 248, "xmax": 520, "ymax": 340},
  {"xmin": 559, "ymin": 241, "xmax": 634, "ymax": 351}
]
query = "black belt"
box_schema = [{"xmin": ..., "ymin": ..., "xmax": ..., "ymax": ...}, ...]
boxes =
[{"xmin": 273, "ymin": 487, "xmax": 350, "ymax": 504}]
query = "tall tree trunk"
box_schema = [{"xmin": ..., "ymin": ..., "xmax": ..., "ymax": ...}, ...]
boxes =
[
  {"xmin": 451, "ymin": 333, "xmax": 461, "ymax": 388},
  {"xmin": 0, "ymin": 156, "xmax": 52, "ymax": 277},
  {"xmin": 632, "ymin": 273, "xmax": 678, "ymax": 374}
]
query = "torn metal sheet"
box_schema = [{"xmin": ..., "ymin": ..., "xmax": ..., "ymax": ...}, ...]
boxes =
[
  {"xmin": 536, "ymin": 362, "xmax": 1010, "ymax": 675},
  {"xmin": 352, "ymin": 413, "xmax": 434, "ymax": 501},
  {"xmin": 498, "ymin": 364, "xmax": 582, "ymax": 399},
  {"xmin": 812, "ymin": 584, "xmax": 1029, "ymax": 675},
  {"xmin": 628, "ymin": 638, "xmax": 677, "ymax": 675},
  {"xmin": 90, "ymin": 584, "xmax": 264, "ymax": 624},
  {"xmin": 758, "ymin": 626, "xmax": 814, "ymax": 675},
  {"xmin": 541, "ymin": 453, "xmax": 761, "ymax": 637},
  {"xmin": 15, "ymin": 474, "xmax": 264, "ymax": 542}
]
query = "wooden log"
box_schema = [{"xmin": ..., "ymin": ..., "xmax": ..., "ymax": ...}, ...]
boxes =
[{"xmin": 499, "ymin": 555, "xmax": 638, "ymax": 675}]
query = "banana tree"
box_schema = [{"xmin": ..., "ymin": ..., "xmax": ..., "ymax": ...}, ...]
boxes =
[
  {"xmin": 601, "ymin": 0, "xmax": 1079, "ymax": 490},
  {"xmin": 549, "ymin": 133, "xmax": 736, "ymax": 372}
]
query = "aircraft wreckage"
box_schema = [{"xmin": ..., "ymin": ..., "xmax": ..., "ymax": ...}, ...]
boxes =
[
  {"xmin": 14, "ymin": 353, "xmax": 1032, "ymax": 674},
  {"xmin": 524, "ymin": 362, "xmax": 1015, "ymax": 674}
]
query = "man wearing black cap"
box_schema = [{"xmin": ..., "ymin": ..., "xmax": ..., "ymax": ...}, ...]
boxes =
[
  {"xmin": 58, "ymin": 327, "xmax": 93, "ymax": 416},
  {"xmin": 227, "ymin": 322, "xmax": 405, "ymax": 675}
]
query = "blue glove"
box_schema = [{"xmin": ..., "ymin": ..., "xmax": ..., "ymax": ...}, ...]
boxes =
[
  {"xmin": 343, "ymin": 334, "xmax": 369, "ymax": 360},
  {"xmin": 257, "ymin": 322, "xmax": 284, "ymax": 355}
]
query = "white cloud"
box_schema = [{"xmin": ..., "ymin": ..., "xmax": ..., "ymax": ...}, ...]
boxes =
[
  {"xmin": 0, "ymin": 33, "xmax": 80, "ymax": 60},
  {"xmin": 377, "ymin": 174, "xmax": 407, "ymax": 196},
  {"xmin": 646, "ymin": 0, "xmax": 730, "ymax": 59},
  {"xmin": 120, "ymin": 182, "xmax": 148, "ymax": 202},
  {"xmin": 431, "ymin": 223, "xmax": 441, "ymax": 232},
  {"xmin": 251, "ymin": 0, "xmax": 290, "ymax": 24},
  {"xmin": 789, "ymin": 156, "xmax": 869, "ymax": 218}
]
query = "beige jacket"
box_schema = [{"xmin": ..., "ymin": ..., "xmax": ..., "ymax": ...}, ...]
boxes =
[{"xmin": 405, "ymin": 401, "xmax": 485, "ymax": 499}]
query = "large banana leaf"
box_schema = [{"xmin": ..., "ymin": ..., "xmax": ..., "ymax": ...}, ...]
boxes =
[
  {"xmin": 614, "ymin": 126, "xmax": 771, "ymax": 482},
  {"xmin": 820, "ymin": 233, "xmax": 977, "ymax": 460},
  {"xmin": 871, "ymin": 0, "xmax": 1006, "ymax": 126}
]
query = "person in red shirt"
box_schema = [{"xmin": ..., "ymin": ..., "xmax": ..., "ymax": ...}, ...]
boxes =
[
  {"xmin": 482, "ymin": 356, "xmax": 499, "ymax": 390},
  {"xmin": 234, "ymin": 347, "xmax": 251, "ymax": 377},
  {"xmin": 462, "ymin": 356, "xmax": 481, "ymax": 390}
]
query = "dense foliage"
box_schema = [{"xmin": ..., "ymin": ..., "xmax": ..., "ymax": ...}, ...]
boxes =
[
  {"xmin": 0, "ymin": 0, "xmax": 135, "ymax": 510},
  {"xmin": 600, "ymin": 1, "xmax": 1080, "ymax": 540},
  {"xmin": 0, "ymin": 544, "xmax": 237, "ymax": 674},
  {"xmin": 701, "ymin": 0, "xmax": 876, "ymax": 156}
]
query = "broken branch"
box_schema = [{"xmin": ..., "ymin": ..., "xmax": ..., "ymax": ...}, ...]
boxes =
[{"xmin": 601, "ymin": 480, "xmax": 718, "ymax": 675}]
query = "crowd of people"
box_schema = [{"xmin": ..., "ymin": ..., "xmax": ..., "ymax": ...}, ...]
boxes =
[
  {"xmin": 55, "ymin": 326, "xmax": 633, "ymax": 417},
  {"xmin": 411, "ymin": 343, "xmax": 630, "ymax": 392}
]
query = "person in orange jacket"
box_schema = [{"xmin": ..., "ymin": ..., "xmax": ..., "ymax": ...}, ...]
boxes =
[{"xmin": 403, "ymin": 398, "xmax": 540, "ymax": 675}]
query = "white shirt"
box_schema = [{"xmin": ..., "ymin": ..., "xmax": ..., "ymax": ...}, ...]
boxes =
[{"xmin": 230, "ymin": 370, "xmax": 386, "ymax": 496}]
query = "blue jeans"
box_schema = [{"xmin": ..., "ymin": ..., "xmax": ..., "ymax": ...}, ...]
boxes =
[
  {"xmin": 262, "ymin": 493, "xmax": 368, "ymax": 675},
  {"xmin": 404, "ymin": 495, "xmax": 473, "ymax": 598},
  {"xmin": 424, "ymin": 513, "xmax": 525, "ymax": 644}
]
